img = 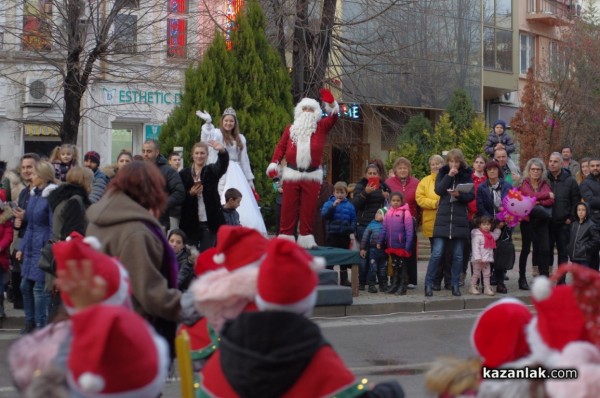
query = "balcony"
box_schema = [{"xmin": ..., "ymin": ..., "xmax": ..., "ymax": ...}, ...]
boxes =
[{"xmin": 526, "ymin": 0, "xmax": 578, "ymax": 26}]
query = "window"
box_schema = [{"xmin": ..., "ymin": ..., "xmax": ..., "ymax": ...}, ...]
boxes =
[
  {"xmin": 520, "ymin": 33, "xmax": 535, "ymax": 74},
  {"xmin": 549, "ymin": 40, "xmax": 568, "ymax": 75},
  {"xmin": 114, "ymin": 14, "xmax": 137, "ymax": 53},
  {"xmin": 115, "ymin": 0, "xmax": 139, "ymax": 9},
  {"xmin": 22, "ymin": 0, "xmax": 52, "ymax": 51},
  {"xmin": 483, "ymin": 0, "xmax": 513, "ymax": 72},
  {"xmin": 167, "ymin": 0, "xmax": 187, "ymax": 58}
]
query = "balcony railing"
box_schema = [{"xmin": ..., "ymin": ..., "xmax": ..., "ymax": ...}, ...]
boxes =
[{"xmin": 526, "ymin": 0, "xmax": 578, "ymax": 26}]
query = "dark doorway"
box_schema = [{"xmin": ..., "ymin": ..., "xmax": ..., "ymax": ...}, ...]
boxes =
[
  {"xmin": 24, "ymin": 140, "xmax": 60, "ymax": 158},
  {"xmin": 331, "ymin": 145, "xmax": 351, "ymax": 183}
]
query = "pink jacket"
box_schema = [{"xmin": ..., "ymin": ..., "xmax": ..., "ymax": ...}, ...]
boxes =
[{"xmin": 471, "ymin": 228, "xmax": 501, "ymax": 263}]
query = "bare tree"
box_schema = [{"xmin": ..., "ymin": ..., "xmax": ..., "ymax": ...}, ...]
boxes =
[{"xmin": 0, "ymin": 0, "xmax": 213, "ymax": 144}]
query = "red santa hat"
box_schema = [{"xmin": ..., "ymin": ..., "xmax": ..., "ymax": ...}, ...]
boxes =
[
  {"xmin": 67, "ymin": 305, "xmax": 168, "ymax": 398},
  {"xmin": 528, "ymin": 275, "xmax": 590, "ymax": 362},
  {"xmin": 52, "ymin": 233, "xmax": 131, "ymax": 314},
  {"xmin": 470, "ymin": 298, "xmax": 533, "ymax": 368},
  {"xmin": 533, "ymin": 264, "xmax": 600, "ymax": 349},
  {"xmin": 212, "ymin": 226, "xmax": 268, "ymax": 271},
  {"xmin": 255, "ymin": 238, "xmax": 325, "ymax": 315},
  {"xmin": 194, "ymin": 247, "xmax": 222, "ymax": 276}
]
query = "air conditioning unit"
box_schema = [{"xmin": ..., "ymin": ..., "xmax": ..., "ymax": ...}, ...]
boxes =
[
  {"xmin": 24, "ymin": 77, "xmax": 52, "ymax": 107},
  {"xmin": 500, "ymin": 91, "xmax": 519, "ymax": 105}
]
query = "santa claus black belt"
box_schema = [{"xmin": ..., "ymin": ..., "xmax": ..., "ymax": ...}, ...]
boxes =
[{"xmin": 287, "ymin": 164, "xmax": 319, "ymax": 173}]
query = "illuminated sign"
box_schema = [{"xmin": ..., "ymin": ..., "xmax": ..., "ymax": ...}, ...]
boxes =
[
  {"xmin": 167, "ymin": 0, "xmax": 187, "ymax": 58},
  {"xmin": 224, "ymin": 0, "xmax": 244, "ymax": 50},
  {"xmin": 23, "ymin": 0, "xmax": 52, "ymax": 51},
  {"xmin": 321, "ymin": 103, "xmax": 362, "ymax": 120},
  {"xmin": 102, "ymin": 88, "xmax": 182, "ymax": 105},
  {"xmin": 24, "ymin": 123, "xmax": 60, "ymax": 137}
]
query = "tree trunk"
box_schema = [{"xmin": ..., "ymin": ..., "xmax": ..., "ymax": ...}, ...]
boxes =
[
  {"xmin": 292, "ymin": 0, "xmax": 309, "ymax": 102},
  {"xmin": 309, "ymin": 0, "xmax": 337, "ymax": 99}
]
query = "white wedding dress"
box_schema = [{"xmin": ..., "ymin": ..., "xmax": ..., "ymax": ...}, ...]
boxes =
[{"xmin": 201, "ymin": 124, "xmax": 268, "ymax": 235}]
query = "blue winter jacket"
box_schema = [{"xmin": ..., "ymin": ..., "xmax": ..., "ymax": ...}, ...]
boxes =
[
  {"xmin": 360, "ymin": 219, "xmax": 383, "ymax": 250},
  {"xmin": 476, "ymin": 179, "xmax": 513, "ymax": 219},
  {"xmin": 378, "ymin": 204, "xmax": 414, "ymax": 251},
  {"xmin": 20, "ymin": 184, "xmax": 56, "ymax": 283},
  {"xmin": 321, "ymin": 196, "xmax": 357, "ymax": 236}
]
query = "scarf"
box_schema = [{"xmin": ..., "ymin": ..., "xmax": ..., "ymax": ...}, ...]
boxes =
[
  {"xmin": 489, "ymin": 181, "xmax": 501, "ymax": 210},
  {"xmin": 144, "ymin": 222, "xmax": 179, "ymax": 289},
  {"xmin": 481, "ymin": 229, "xmax": 496, "ymax": 249}
]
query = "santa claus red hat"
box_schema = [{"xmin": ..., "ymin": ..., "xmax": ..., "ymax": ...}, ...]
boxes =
[
  {"xmin": 255, "ymin": 238, "xmax": 325, "ymax": 315},
  {"xmin": 194, "ymin": 247, "xmax": 222, "ymax": 276},
  {"xmin": 528, "ymin": 276, "xmax": 589, "ymax": 360},
  {"xmin": 52, "ymin": 233, "xmax": 131, "ymax": 314},
  {"xmin": 212, "ymin": 226, "xmax": 268, "ymax": 271},
  {"xmin": 67, "ymin": 305, "xmax": 168, "ymax": 398},
  {"xmin": 550, "ymin": 264, "xmax": 600, "ymax": 350},
  {"xmin": 471, "ymin": 298, "xmax": 533, "ymax": 368}
]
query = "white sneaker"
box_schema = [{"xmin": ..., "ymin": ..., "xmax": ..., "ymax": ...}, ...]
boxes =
[{"xmin": 407, "ymin": 284, "xmax": 416, "ymax": 289}]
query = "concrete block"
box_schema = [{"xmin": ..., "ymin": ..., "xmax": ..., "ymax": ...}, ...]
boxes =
[
  {"xmin": 312, "ymin": 306, "xmax": 347, "ymax": 317},
  {"xmin": 346, "ymin": 301, "xmax": 425, "ymax": 316},
  {"xmin": 423, "ymin": 297, "xmax": 465, "ymax": 311}
]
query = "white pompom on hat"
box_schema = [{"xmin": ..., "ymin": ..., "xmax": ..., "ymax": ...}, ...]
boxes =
[
  {"xmin": 212, "ymin": 226, "xmax": 269, "ymax": 271},
  {"xmin": 52, "ymin": 232, "xmax": 131, "ymax": 314},
  {"xmin": 470, "ymin": 298, "xmax": 533, "ymax": 368},
  {"xmin": 255, "ymin": 238, "xmax": 324, "ymax": 316},
  {"xmin": 67, "ymin": 305, "xmax": 168, "ymax": 398}
]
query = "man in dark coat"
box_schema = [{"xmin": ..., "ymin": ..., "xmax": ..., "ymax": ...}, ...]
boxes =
[
  {"xmin": 142, "ymin": 140, "xmax": 185, "ymax": 230},
  {"xmin": 547, "ymin": 152, "xmax": 580, "ymax": 283},
  {"xmin": 579, "ymin": 157, "xmax": 600, "ymax": 270}
]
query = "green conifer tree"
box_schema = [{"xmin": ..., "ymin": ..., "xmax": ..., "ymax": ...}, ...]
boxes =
[{"xmin": 159, "ymin": 0, "xmax": 293, "ymax": 229}]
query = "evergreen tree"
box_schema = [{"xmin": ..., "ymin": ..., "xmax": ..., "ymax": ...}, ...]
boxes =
[
  {"xmin": 388, "ymin": 114, "xmax": 434, "ymax": 178},
  {"xmin": 458, "ymin": 116, "xmax": 488, "ymax": 164},
  {"xmin": 159, "ymin": 0, "xmax": 293, "ymax": 228},
  {"xmin": 447, "ymin": 89, "xmax": 475, "ymax": 134},
  {"xmin": 511, "ymin": 68, "xmax": 549, "ymax": 169}
]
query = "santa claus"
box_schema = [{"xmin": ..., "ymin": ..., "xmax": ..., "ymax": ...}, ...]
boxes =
[{"xmin": 267, "ymin": 89, "xmax": 339, "ymax": 249}]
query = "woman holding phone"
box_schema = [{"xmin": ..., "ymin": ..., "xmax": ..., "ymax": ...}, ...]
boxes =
[
  {"xmin": 353, "ymin": 160, "xmax": 391, "ymax": 290},
  {"xmin": 179, "ymin": 141, "xmax": 229, "ymax": 251}
]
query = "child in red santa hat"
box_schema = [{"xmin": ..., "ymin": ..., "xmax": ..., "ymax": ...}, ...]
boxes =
[
  {"xmin": 198, "ymin": 237, "xmax": 405, "ymax": 398},
  {"xmin": 8, "ymin": 233, "xmax": 134, "ymax": 394}
]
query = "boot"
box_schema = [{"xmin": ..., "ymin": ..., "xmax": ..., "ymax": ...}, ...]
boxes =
[
  {"xmin": 396, "ymin": 266, "xmax": 408, "ymax": 296},
  {"xmin": 386, "ymin": 267, "xmax": 400, "ymax": 294},
  {"xmin": 19, "ymin": 321, "xmax": 35, "ymax": 335},
  {"xmin": 378, "ymin": 279, "xmax": 387, "ymax": 292},
  {"xmin": 339, "ymin": 270, "xmax": 351, "ymax": 287},
  {"xmin": 367, "ymin": 282, "xmax": 378, "ymax": 293},
  {"xmin": 532, "ymin": 265, "xmax": 539, "ymax": 277},
  {"xmin": 484, "ymin": 284, "xmax": 495, "ymax": 296},
  {"xmin": 469, "ymin": 284, "xmax": 480, "ymax": 295},
  {"xmin": 0, "ymin": 297, "xmax": 5, "ymax": 319},
  {"xmin": 518, "ymin": 277, "xmax": 530, "ymax": 290}
]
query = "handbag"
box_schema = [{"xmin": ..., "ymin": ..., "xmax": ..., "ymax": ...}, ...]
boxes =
[
  {"xmin": 493, "ymin": 229, "xmax": 515, "ymax": 271},
  {"xmin": 530, "ymin": 204, "xmax": 553, "ymax": 220},
  {"xmin": 38, "ymin": 240, "xmax": 56, "ymax": 276}
]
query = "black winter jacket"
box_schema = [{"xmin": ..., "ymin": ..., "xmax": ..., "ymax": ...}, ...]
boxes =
[
  {"xmin": 353, "ymin": 177, "xmax": 391, "ymax": 227},
  {"xmin": 47, "ymin": 183, "xmax": 91, "ymax": 241},
  {"xmin": 547, "ymin": 169, "xmax": 580, "ymax": 224},
  {"xmin": 568, "ymin": 204, "xmax": 600, "ymax": 262},
  {"xmin": 222, "ymin": 207, "xmax": 241, "ymax": 226},
  {"xmin": 179, "ymin": 150, "xmax": 229, "ymax": 242},
  {"xmin": 580, "ymin": 174, "xmax": 600, "ymax": 224},
  {"xmin": 156, "ymin": 155, "xmax": 185, "ymax": 227},
  {"xmin": 433, "ymin": 165, "xmax": 474, "ymax": 240}
]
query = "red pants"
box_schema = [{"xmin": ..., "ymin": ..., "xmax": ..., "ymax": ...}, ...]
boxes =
[{"xmin": 279, "ymin": 179, "xmax": 320, "ymax": 236}]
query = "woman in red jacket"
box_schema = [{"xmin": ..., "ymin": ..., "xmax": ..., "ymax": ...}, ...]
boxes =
[{"xmin": 0, "ymin": 188, "xmax": 14, "ymax": 319}]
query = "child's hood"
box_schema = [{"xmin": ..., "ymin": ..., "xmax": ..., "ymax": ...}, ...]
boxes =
[
  {"xmin": 388, "ymin": 203, "xmax": 409, "ymax": 214},
  {"xmin": 578, "ymin": 202, "xmax": 591, "ymax": 222},
  {"xmin": 328, "ymin": 195, "xmax": 348, "ymax": 203}
]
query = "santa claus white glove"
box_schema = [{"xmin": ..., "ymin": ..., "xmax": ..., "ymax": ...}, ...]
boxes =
[
  {"xmin": 180, "ymin": 290, "xmax": 202, "ymax": 326},
  {"xmin": 196, "ymin": 110, "xmax": 212, "ymax": 124},
  {"xmin": 266, "ymin": 162, "xmax": 279, "ymax": 178}
]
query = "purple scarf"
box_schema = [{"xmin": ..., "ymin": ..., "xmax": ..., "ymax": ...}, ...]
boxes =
[{"xmin": 145, "ymin": 222, "xmax": 178, "ymax": 289}]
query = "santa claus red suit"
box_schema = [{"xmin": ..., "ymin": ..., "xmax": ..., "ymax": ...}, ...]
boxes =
[{"xmin": 267, "ymin": 89, "xmax": 339, "ymax": 249}]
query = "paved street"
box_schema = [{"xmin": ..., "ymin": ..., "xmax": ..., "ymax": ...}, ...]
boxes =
[{"xmin": 0, "ymin": 309, "xmax": 481, "ymax": 397}]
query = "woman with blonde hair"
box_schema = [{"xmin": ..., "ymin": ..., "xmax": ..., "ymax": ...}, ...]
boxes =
[{"xmin": 15, "ymin": 160, "xmax": 57, "ymax": 333}]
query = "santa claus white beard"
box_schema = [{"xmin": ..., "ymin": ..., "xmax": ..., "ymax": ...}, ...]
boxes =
[{"xmin": 290, "ymin": 111, "xmax": 319, "ymax": 169}]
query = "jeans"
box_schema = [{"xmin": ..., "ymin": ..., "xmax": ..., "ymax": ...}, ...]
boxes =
[
  {"xmin": 425, "ymin": 238, "xmax": 465, "ymax": 288},
  {"xmin": 198, "ymin": 223, "xmax": 216, "ymax": 253},
  {"xmin": 20, "ymin": 278, "xmax": 50, "ymax": 328},
  {"xmin": 368, "ymin": 248, "xmax": 387, "ymax": 283}
]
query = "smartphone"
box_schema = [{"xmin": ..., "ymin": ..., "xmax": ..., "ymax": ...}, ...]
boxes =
[
  {"xmin": 367, "ymin": 177, "xmax": 380, "ymax": 189},
  {"xmin": 9, "ymin": 201, "xmax": 18, "ymax": 209}
]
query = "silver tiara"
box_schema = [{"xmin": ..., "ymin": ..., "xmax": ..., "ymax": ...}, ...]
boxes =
[{"xmin": 222, "ymin": 107, "xmax": 236, "ymax": 117}]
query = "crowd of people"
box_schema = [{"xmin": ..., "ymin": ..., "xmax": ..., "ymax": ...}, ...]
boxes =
[{"xmin": 0, "ymin": 100, "xmax": 599, "ymax": 397}]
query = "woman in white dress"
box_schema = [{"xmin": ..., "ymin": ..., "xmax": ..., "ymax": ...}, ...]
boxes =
[{"xmin": 196, "ymin": 108, "xmax": 267, "ymax": 235}]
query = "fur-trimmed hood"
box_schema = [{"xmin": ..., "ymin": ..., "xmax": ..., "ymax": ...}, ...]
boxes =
[
  {"xmin": 30, "ymin": 183, "xmax": 58, "ymax": 198},
  {"xmin": 47, "ymin": 183, "xmax": 91, "ymax": 212}
]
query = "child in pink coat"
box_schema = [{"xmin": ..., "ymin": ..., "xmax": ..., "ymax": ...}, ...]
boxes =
[{"xmin": 470, "ymin": 215, "xmax": 502, "ymax": 296}]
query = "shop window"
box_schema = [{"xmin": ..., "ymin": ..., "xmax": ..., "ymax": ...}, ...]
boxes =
[{"xmin": 111, "ymin": 128, "xmax": 133, "ymax": 163}]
